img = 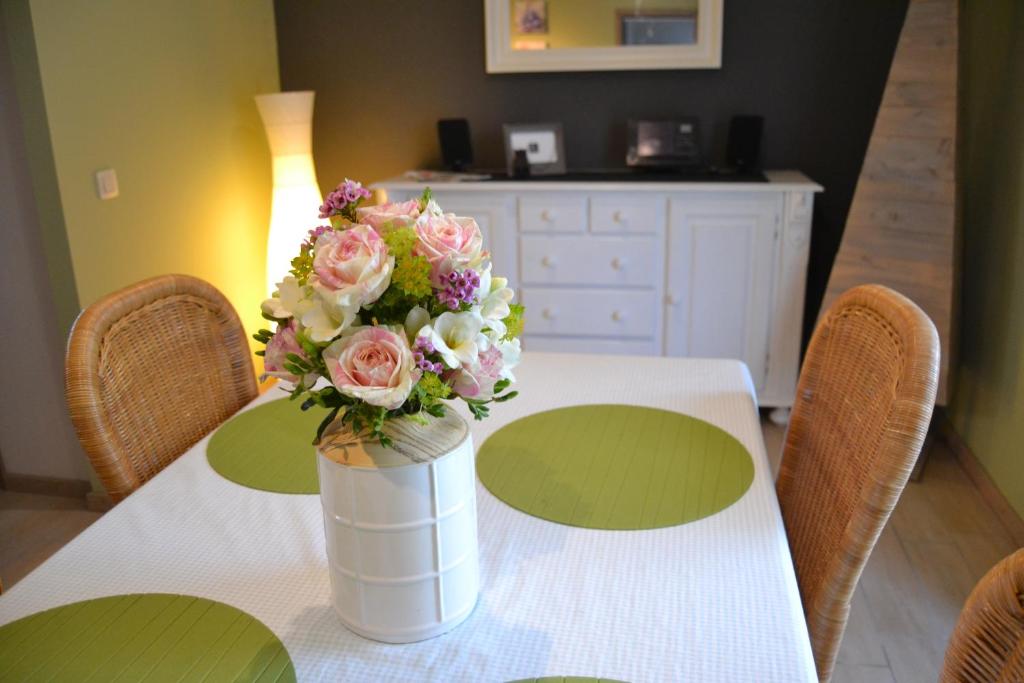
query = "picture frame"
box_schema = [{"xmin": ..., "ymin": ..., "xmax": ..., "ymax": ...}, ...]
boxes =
[
  {"xmin": 484, "ymin": 0, "xmax": 723, "ymax": 73},
  {"xmin": 503, "ymin": 122, "xmax": 566, "ymax": 176}
]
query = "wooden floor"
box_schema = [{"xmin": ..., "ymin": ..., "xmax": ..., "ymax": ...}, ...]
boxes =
[
  {"xmin": 0, "ymin": 421, "xmax": 1019, "ymax": 682},
  {"xmin": 0, "ymin": 490, "xmax": 102, "ymax": 588}
]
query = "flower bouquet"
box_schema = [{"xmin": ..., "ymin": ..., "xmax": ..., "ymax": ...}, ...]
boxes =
[{"xmin": 254, "ymin": 179, "xmax": 523, "ymax": 446}]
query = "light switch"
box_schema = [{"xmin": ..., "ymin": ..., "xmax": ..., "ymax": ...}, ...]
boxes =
[{"xmin": 95, "ymin": 168, "xmax": 119, "ymax": 200}]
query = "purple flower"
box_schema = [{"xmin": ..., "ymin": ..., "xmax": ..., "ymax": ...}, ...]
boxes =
[
  {"xmin": 302, "ymin": 225, "xmax": 332, "ymax": 250},
  {"xmin": 436, "ymin": 269, "xmax": 480, "ymax": 311},
  {"xmin": 318, "ymin": 178, "xmax": 372, "ymax": 218}
]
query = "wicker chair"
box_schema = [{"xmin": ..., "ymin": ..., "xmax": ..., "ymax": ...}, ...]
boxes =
[
  {"xmin": 941, "ymin": 548, "xmax": 1024, "ymax": 682},
  {"xmin": 776, "ymin": 284, "xmax": 940, "ymax": 681},
  {"xmin": 66, "ymin": 274, "xmax": 257, "ymax": 502}
]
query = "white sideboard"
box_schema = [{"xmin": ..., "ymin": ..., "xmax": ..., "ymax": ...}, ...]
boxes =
[{"xmin": 375, "ymin": 171, "xmax": 822, "ymax": 415}]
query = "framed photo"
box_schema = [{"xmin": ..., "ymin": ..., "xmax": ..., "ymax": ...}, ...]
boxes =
[
  {"xmin": 503, "ymin": 123, "xmax": 566, "ymax": 176},
  {"xmin": 513, "ymin": 0, "xmax": 547, "ymax": 35}
]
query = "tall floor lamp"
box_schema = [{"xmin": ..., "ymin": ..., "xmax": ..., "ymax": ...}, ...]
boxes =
[{"xmin": 255, "ymin": 91, "xmax": 322, "ymax": 293}]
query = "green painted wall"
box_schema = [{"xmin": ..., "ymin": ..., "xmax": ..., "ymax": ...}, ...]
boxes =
[
  {"xmin": 20, "ymin": 0, "xmax": 279, "ymax": 345},
  {"xmin": 950, "ymin": 0, "xmax": 1024, "ymax": 517}
]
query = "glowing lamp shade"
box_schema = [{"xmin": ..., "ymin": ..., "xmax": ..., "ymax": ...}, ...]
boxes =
[{"xmin": 255, "ymin": 91, "xmax": 322, "ymax": 293}]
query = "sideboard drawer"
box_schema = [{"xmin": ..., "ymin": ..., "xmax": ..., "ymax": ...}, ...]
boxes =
[
  {"xmin": 590, "ymin": 197, "xmax": 665, "ymax": 234},
  {"xmin": 520, "ymin": 236, "xmax": 659, "ymax": 287},
  {"xmin": 520, "ymin": 287, "xmax": 658, "ymax": 338},
  {"xmin": 519, "ymin": 195, "xmax": 586, "ymax": 233}
]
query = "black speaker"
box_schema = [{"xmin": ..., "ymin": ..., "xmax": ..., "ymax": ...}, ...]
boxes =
[
  {"xmin": 437, "ymin": 119, "xmax": 473, "ymax": 172},
  {"xmin": 726, "ymin": 115, "xmax": 763, "ymax": 172}
]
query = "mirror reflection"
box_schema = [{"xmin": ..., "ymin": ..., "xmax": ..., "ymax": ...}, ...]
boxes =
[{"xmin": 510, "ymin": 0, "xmax": 699, "ymax": 51}]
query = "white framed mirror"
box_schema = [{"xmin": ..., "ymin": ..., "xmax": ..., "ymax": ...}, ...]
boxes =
[{"xmin": 484, "ymin": 0, "xmax": 723, "ymax": 73}]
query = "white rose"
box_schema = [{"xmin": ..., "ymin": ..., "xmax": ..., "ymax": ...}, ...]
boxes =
[
  {"xmin": 322, "ymin": 326, "xmax": 417, "ymax": 410},
  {"xmin": 310, "ymin": 225, "xmax": 394, "ymax": 311}
]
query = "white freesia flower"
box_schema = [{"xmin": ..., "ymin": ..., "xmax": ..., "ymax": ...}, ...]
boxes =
[
  {"xmin": 494, "ymin": 336, "xmax": 521, "ymax": 379},
  {"xmin": 482, "ymin": 327, "xmax": 521, "ymax": 381},
  {"xmin": 297, "ymin": 292, "xmax": 358, "ymax": 343},
  {"xmin": 422, "ymin": 199, "xmax": 444, "ymax": 217},
  {"xmin": 261, "ymin": 276, "xmax": 306, "ymax": 320},
  {"xmin": 476, "ymin": 264, "xmax": 514, "ymax": 321},
  {"xmin": 404, "ymin": 305, "xmax": 431, "ymax": 343},
  {"xmin": 419, "ymin": 311, "xmax": 487, "ymax": 369}
]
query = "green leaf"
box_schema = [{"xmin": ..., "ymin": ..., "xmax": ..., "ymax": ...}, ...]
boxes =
[
  {"xmin": 314, "ymin": 406, "xmax": 341, "ymax": 444},
  {"xmin": 493, "ymin": 390, "xmax": 519, "ymax": 403}
]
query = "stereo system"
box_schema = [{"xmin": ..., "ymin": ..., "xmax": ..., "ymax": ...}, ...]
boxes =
[
  {"xmin": 436, "ymin": 114, "xmax": 764, "ymax": 175},
  {"xmin": 437, "ymin": 118, "xmax": 473, "ymax": 172}
]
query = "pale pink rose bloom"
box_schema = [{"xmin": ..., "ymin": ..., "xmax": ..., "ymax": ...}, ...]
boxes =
[
  {"xmin": 414, "ymin": 213, "xmax": 485, "ymax": 286},
  {"xmin": 310, "ymin": 225, "xmax": 393, "ymax": 309},
  {"xmin": 449, "ymin": 345, "xmax": 505, "ymax": 400},
  {"xmin": 323, "ymin": 326, "xmax": 419, "ymax": 409},
  {"xmin": 263, "ymin": 321, "xmax": 307, "ymax": 383},
  {"xmin": 355, "ymin": 199, "xmax": 421, "ymax": 232}
]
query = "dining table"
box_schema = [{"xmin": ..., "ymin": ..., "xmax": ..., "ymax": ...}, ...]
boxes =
[{"xmin": 0, "ymin": 352, "xmax": 816, "ymax": 682}]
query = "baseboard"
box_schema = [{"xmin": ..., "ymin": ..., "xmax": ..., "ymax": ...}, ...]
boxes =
[
  {"xmin": 2, "ymin": 472, "xmax": 91, "ymax": 499},
  {"xmin": 937, "ymin": 412, "xmax": 1024, "ymax": 548}
]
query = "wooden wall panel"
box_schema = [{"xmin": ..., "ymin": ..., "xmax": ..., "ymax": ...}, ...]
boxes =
[{"xmin": 822, "ymin": 0, "xmax": 959, "ymax": 403}]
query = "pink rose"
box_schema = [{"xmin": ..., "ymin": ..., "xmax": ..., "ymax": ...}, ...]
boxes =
[
  {"xmin": 323, "ymin": 326, "xmax": 419, "ymax": 409},
  {"xmin": 448, "ymin": 345, "xmax": 505, "ymax": 400},
  {"xmin": 263, "ymin": 321, "xmax": 308, "ymax": 384},
  {"xmin": 310, "ymin": 225, "xmax": 393, "ymax": 310},
  {"xmin": 414, "ymin": 213, "xmax": 485, "ymax": 286},
  {"xmin": 355, "ymin": 199, "xmax": 421, "ymax": 232}
]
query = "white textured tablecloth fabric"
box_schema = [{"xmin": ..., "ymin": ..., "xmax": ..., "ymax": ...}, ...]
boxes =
[{"xmin": 0, "ymin": 353, "xmax": 815, "ymax": 682}]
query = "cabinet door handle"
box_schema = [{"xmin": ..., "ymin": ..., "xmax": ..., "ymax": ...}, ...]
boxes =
[
  {"xmin": 611, "ymin": 310, "xmax": 623, "ymax": 322},
  {"xmin": 541, "ymin": 308, "xmax": 555, "ymax": 320},
  {"xmin": 540, "ymin": 255, "xmax": 555, "ymax": 268},
  {"xmin": 612, "ymin": 210, "xmax": 624, "ymax": 223},
  {"xmin": 610, "ymin": 257, "xmax": 624, "ymax": 271},
  {"xmin": 666, "ymin": 294, "xmax": 678, "ymax": 306},
  {"xmin": 540, "ymin": 209, "xmax": 552, "ymax": 221}
]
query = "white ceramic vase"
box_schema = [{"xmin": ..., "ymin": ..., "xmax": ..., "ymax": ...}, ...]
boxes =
[{"xmin": 316, "ymin": 411, "xmax": 479, "ymax": 643}]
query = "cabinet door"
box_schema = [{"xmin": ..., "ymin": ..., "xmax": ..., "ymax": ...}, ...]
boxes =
[{"xmin": 665, "ymin": 195, "xmax": 780, "ymax": 391}]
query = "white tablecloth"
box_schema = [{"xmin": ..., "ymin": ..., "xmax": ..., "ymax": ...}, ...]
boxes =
[{"xmin": 0, "ymin": 353, "xmax": 815, "ymax": 682}]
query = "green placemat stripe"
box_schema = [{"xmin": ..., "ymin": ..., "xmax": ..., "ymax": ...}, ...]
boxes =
[
  {"xmin": 477, "ymin": 404, "xmax": 755, "ymax": 530},
  {"xmin": 207, "ymin": 397, "xmax": 324, "ymax": 494},
  {"xmin": 0, "ymin": 595, "xmax": 296, "ymax": 682},
  {"xmin": 509, "ymin": 678, "xmax": 628, "ymax": 682}
]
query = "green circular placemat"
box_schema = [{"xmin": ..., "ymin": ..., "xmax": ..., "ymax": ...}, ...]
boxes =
[
  {"xmin": 510, "ymin": 678, "xmax": 627, "ymax": 682},
  {"xmin": 0, "ymin": 594, "xmax": 296, "ymax": 682},
  {"xmin": 208, "ymin": 397, "xmax": 324, "ymax": 494},
  {"xmin": 477, "ymin": 404, "xmax": 755, "ymax": 530}
]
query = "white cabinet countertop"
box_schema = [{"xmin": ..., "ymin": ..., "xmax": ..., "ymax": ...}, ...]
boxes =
[{"xmin": 373, "ymin": 169, "xmax": 823, "ymax": 193}]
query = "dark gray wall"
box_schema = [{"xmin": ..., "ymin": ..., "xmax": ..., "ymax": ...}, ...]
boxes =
[{"xmin": 275, "ymin": 0, "xmax": 908, "ymax": 340}]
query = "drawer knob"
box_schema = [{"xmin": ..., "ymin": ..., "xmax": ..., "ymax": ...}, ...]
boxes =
[
  {"xmin": 610, "ymin": 257, "xmax": 624, "ymax": 271},
  {"xmin": 542, "ymin": 308, "xmax": 555, "ymax": 320},
  {"xmin": 540, "ymin": 255, "xmax": 555, "ymax": 268},
  {"xmin": 611, "ymin": 310, "xmax": 623, "ymax": 322},
  {"xmin": 613, "ymin": 210, "xmax": 624, "ymax": 223},
  {"xmin": 540, "ymin": 209, "xmax": 552, "ymax": 221},
  {"xmin": 666, "ymin": 293, "xmax": 678, "ymax": 306}
]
